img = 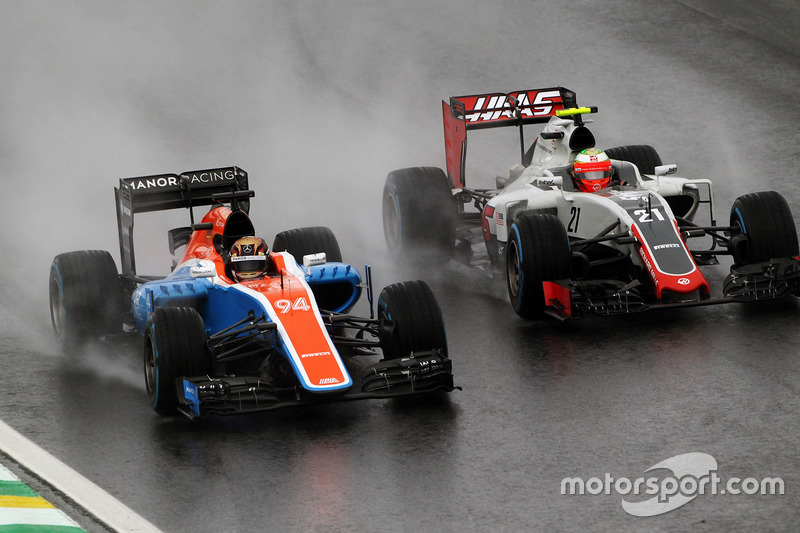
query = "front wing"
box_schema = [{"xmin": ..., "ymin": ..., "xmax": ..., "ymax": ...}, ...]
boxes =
[
  {"xmin": 542, "ymin": 257, "xmax": 800, "ymax": 320},
  {"xmin": 176, "ymin": 349, "xmax": 457, "ymax": 419}
]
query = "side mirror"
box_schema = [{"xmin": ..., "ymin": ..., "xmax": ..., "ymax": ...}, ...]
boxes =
[
  {"xmin": 532, "ymin": 175, "xmax": 563, "ymax": 189},
  {"xmin": 303, "ymin": 252, "xmax": 327, "ymax": 267},
  {"xmin": 655, "ymin": 164, "xmax": 678, "ymax": 176},
  {"xmin": 190, "ymin": 264, "xmax": 216, "ymax": 278}
]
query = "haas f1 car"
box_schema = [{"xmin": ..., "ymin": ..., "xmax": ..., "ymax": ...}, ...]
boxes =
[
  {"xmin": 50, "ymin": 167, "xmax": 456, "ymax": 418},
  {"xmin": 382, "ymin": 87, "xmax": 800, "ymax": 319}
]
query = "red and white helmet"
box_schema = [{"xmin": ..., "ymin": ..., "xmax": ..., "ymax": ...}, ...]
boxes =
[
  {"xmin": 229, "ymin": 236, "xmax": 269, "ymax": 281},
  {"xmin": 571, "ymin": 148, "xmax": 613, "ymax": 192}
]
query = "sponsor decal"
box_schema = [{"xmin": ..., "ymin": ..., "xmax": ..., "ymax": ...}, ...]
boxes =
[
  {"xmin": 653, "ymin": 243, "xmax": 680, "ymax": 250},
  {"xmin": 319, "ymin": 377, "xmax": 340, "ymax": 385},
  {"xmin": 128, "ymin": 175, "xmax": 180, "ymax": 190},
  {"xmin": 126, "ymin": 169, "xmax": 236, "ymax": 190},
  {"xmin": 561, "ymin": 452, "xmax": 784, "ymax": 517},
  {"xmin": 609, "ymin": 190, "xmax": 648, "ymax": 201},
  {"xmin": 638, "ymin": 245, "xmax": 659, "ymax": 287},
  {"xmin": 230, "ymin": 255, "xmax": 266, "ymax": 262},
  {"xmin": 182, "ymin": 169, "xmax": 236, "ymax": 184},
  {"xmin": 182, "ymin": 380, "xmax": 200, "ymax": 416},
  {"xmin": 677, "ymin": 277, "xmax": 691, "ymax": 285},
  {"xmin": 189, "ymin": 264, "xmax": 216, "ymax": 279},
  {"xmin": 537, "ymin": 140, "xmax": 555, "ymax": 155},
  {"xmin": 464, "ymin": 90, "xmax": 562, "ymax": 123},
  {"xmin": 301, "ymin": 351, "xmax": 332, "ymax": 359}
]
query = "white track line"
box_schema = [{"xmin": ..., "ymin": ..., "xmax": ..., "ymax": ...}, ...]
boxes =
[{"xmin": 0, "ymin": 419, "xmax": 162, "ymax": 532}]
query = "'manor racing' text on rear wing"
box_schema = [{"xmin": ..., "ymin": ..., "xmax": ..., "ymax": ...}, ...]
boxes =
[
  {"xmin": 115, "ymin": 166, "xmax": 250, "ymax": 278},
  {"xmin": 443, "ymin": 86, "xmax": 578, "ymax": 189}
]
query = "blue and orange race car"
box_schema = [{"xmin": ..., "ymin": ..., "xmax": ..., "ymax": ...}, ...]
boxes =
[{"xmin": 49, "ymin": 166, "xmax": 456, "ymax": 418}]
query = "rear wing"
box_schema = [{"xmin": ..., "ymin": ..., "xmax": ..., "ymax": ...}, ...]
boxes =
[
  {"xmin": 115, "ymin": 166, "xmax": 249, "ymax": 277},
  {"xmin": 443, "ymin": 87, "xmax": 577, "ymax": 188}
]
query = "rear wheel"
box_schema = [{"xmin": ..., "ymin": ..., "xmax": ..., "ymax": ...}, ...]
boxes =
[
  {"xmin": 49, "ymin": 250, "xmax": 123, "ymax": 351},
  {"xmin": 272, "ymin": 226, "xmax": 342, "ymax": 263},
  {"xmin": 377, "ymin": 280, "xmax": 447, "ymax": 360},
  {"xmin": 604, "ymin": 145, "xmax": 662, "ymax": 175},
  {"xmin": 144, "ymin": 307, "xmax": 210, "ymax": 415},
  {"xmin": 506, "ymin": 214, "xmax": 572, "ymax": 319},
  {"xmin": 729, "ymin": 191, "xmax": 799, "ymax": 265},
  {"xmin": 382, "ymin": 167, "xmax": 456, "ymax": 258}
]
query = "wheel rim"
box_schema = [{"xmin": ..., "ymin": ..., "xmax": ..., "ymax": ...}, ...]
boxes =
[
  {"xmin": 144, "ymin": 336, "xmax": 157, "ymax": 395},
  {"xmin": 732, "ymin": 215, "xmax": 749, "ymax": 262},
  {"xmin": 507, "ymin": 240, "xmax": 521, "ymax": 299},
  {"xmin": 382, "ymin": 193, "xmax": 401, "ymax": 249},
  {"xmin": 49, "ymin": 271, "xmax": 64, "ymax": 337}
]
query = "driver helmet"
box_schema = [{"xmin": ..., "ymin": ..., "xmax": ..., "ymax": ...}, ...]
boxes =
[
  {"xmin": 571, "ymin": 148, "xmax": 613, "ymax": 192},
  {"xmin": 229, "ymin": 236, "xmax": 269, "ymax": 281}
]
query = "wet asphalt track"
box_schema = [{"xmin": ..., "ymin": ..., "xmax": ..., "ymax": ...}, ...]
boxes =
[{"xmin": 2, "ymin": 1, "xmax": 800, "ymax": 531}]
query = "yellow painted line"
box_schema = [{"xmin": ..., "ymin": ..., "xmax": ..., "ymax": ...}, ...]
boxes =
[
  {"xmin": 0, "ymin": 420, "xmax": 162, "ymax": 532},
  {"xmin": 0, "ymin": 495, "xmax": 54, "ymax": 508}
]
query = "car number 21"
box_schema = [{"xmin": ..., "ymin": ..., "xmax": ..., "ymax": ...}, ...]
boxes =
[
  {"xmin": 633, "ymin": 208, "xmax": 665, "ymax": 223},
  {"xmin": 568, "ymin": 206, "xmax": 581, "ymax": 232}
]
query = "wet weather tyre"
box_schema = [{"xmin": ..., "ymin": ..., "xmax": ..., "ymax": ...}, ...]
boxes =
[
  {"xmin": 604, "ymin": 145, "xmax": 662, "ymax": 175},
  {"xmin": 49, "ymin": 250, "xmax": 123, "ymax": 351},
  {"xmin": 144, "ymin": 307, "xmax": 210, "ymax": 416},
  {"xmin": 506, "ymin": 214, "xmax": 571, "ymax": 320},
  {"xmin": 382, "ymin": 167, "xmax": 456, "ymax": 257},
  {"xmin": 729, "ymin": 191, "xmax": 799, "ymax": 265},
  {"xmin": 273, "ymin": 226, "xmax": 342, "ymax": 263},
  {"xmin": 377, "ymin": 280, "xmax": 447, "ymax": 360}
]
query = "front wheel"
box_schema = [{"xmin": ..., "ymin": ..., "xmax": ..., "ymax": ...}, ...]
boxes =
[
  {"xmin": 377, "ymin": 280, "xmax": 447, "ymax": 360},
  {"xmin": 272, "ymin": 226, "xmax": 342, "ymax": 263},
  {"xmin": 604, "ymin": 145, "xmax": 662, "ymax": 175},
  {"xmin": 144, "ymin": 307, "xmax": 210, "ymax": 416},
  {"xmin": 506, "ymin": 214, "xmax": 572, "ymax": 319},
  {"xmin": 729, "ymin": 191, "xmax": 799, "ymax": 265}
]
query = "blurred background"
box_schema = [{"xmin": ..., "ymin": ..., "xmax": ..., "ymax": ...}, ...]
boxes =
[{"xmin": 3, "ymin": 0, "xmax": 799, "ymax": 289}]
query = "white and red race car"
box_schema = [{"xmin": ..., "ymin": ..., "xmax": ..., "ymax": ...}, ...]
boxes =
[{"xmin": 382, "ymin": 86, "xmax": 800, "ymax": 319}]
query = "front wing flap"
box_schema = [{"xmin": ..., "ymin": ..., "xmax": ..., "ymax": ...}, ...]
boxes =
[
  {"xmin": 723, "ymin": 257, "xmax": 800, "ymax": 300},
  {"xmin": 360, "ymin": 349, "xmax": 455, "ymax": 395}
]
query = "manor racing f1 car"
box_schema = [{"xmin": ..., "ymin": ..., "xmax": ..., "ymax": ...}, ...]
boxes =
[
  {"xmin": 50, "ymin": 166, "xmax": 456, "ymax": 418},
  {"xmin": 382, "ymin": 87, "xmax": 800, "ymax": 319}
]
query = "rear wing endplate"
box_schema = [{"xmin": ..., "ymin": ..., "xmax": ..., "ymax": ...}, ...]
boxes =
[
  {"xmin": 115, "ymin": 166, "xmax": 249, "ymax": 277},
  {"xmin": 443, "ymin": 87, "xmax": 577, "ymax": 188}
]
